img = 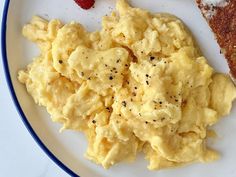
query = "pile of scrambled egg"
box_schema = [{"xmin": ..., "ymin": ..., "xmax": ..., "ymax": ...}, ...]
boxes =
[{"xmin": 18, "ymin": 0, "xmax": 236, "ymax": 170}]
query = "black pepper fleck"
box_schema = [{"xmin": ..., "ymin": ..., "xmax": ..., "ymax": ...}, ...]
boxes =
[
  {"xmin": 159, "ymin": 101, "xmax": 162, "ymax": 104},
  {"xmin": 58, "ymin": 60, "xmax": 63, "ymax": 64},
  {"xmin": 122, "ymin": 101, "xmax": 127, "ymax": 107},
  {"xmin": 134, "ymin": 87, "xmax": 137, "ymax": 90},
  {"xmin": 109, "ymin": 76, "xmax": 113, "ymax": 80},
  {"xmin": 81, "ymin": 72, "xmax": 84, "ymax": 76},
  {"xmin": 150, "ymin": 56, "xmax": 155, "ymax": 61},
  {"xmin": 88, "ymin": 77, "xmax": 91, "ymax": 80},
  {"xmin": 145, "ymin": 121, "xmax": 148, "ymax": 124},
  {"xmin": 146, "ymin": 81, "xmax": 149, "ymax": 85},
  {"xmin": 92, "ymin": 120, "xmax": 96, "ymax": 124}
]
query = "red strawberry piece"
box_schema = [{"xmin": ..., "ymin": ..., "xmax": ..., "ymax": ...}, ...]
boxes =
[{"xmin": 74, "ymin": 0, "xmax": 95, "ymax": 10}]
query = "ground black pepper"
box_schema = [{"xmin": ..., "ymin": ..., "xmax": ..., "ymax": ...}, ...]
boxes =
[
  {"xmin": 122, "ymin": 101, "xmax": 127, "ymax": 107},
  {"xmin": 150, "ymin": 56, "xmax": 155, "ymax": 61}
]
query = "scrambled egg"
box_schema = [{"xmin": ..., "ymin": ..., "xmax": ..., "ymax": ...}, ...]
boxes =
[{"xmin": 18, "ymin": 0, "xmax": 236, "ymax": 170}]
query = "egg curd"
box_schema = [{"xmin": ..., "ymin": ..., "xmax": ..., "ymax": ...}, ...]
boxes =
[{"xmin": 18, "ymin": 0, "xmax": 236, "ymax": 170}]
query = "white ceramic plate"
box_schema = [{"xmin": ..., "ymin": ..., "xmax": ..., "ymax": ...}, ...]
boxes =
[{"xmin": 2, "ymin": 0, "xmax": 236, "ymax": 177}]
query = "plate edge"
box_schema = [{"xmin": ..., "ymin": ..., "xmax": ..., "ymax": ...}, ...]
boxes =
[{"xmin": 0, "ymin": 0, "xmax": 80, "ymax": 176}]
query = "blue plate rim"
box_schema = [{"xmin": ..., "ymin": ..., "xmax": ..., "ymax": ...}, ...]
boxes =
[{"xmin": 1, "ymin": 0, "xmax": 79, "ymax": 176}]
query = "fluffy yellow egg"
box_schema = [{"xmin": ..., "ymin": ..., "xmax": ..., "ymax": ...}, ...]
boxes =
[{"xmin": 18, "ymin": 0, "xmax": 236, "ymax": 170}]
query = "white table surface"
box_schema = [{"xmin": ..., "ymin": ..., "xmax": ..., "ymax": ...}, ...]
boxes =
[{"xmin": 0, "ymin": 1, "xmax": 70, "ymax": 177}]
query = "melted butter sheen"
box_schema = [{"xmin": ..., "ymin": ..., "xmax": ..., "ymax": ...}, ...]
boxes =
[{"xmin": 18, "ymin": 0, "xmax": 236, "ymax": 170}]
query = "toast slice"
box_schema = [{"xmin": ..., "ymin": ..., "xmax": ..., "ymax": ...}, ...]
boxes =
[{"xmin": 196, "ymin": 0, "xmax": 236, "ymax": 79}]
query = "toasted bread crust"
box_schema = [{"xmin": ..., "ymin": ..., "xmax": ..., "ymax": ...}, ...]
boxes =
[{"xmin": 196, "ymin": 0, "xmax": 236, "ymax": 78}]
